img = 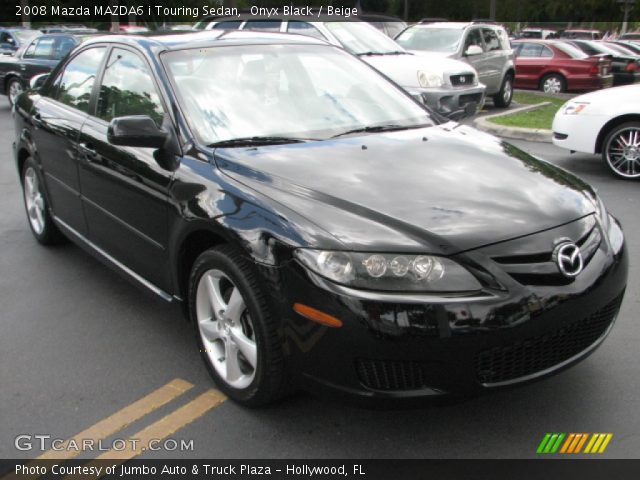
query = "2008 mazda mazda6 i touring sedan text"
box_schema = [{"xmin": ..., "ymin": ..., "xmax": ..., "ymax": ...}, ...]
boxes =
[{"xmin": 13, "ymin": 31, "xmax": 628, "ymax": 406}]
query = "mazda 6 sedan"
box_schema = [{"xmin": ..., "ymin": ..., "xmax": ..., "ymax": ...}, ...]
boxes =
[{"xmin": 13, "ymin": 31, "xmax": 628, "ymax": 406}]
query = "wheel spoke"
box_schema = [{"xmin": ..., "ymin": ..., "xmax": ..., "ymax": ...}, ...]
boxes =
[
  {"xmin": 230, "ymin": 327, "xmax": 257, "ymax": 368},
  {"xmin": 225, "ymin": 342, "xmax": 243, "ymax": 381},
  {"xmin": 200, "ymin": 320, "xmax": 223, "ymax": 342},
  {"xmin": 225, "ymin": 287, "xmax": 245, "ymax": 323},
  {"xmin": 205, "ymin": 274, "xmax": 227, "ymax": 318}
]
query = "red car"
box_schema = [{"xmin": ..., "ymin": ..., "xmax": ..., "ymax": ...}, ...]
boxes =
[{"xmin": 512, "ymin": 40, "xmax": 613, "ymax": 93}]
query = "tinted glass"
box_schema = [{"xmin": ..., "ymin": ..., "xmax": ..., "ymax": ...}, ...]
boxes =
[
  {"xmin": 482, "ymin": 28, "xmax": 501, "ymax": 51},
  {"xmin": 287, "ymin": 21, "xmax": 325, "ymax": 40},
  {"xmin": 54, "ymin": 47, "xmax": 106, "ymax": 112},
  {"xmin": 96, "ymin": 48, "xmax": 164, "ymax": 126},
  {"xmin": 243, "ymin": 20, "xmax": 282, "ymax": 32},
  {"xmin": 53, "ymin": 36, "xmax": 77, "ymax": 59},
  {"xmin": 27, "ymin": 37, "xmax": 55, "ymax": 58},
  {"xmin": 464, "ymin": 28, "xmax": 483, "ymax": 51},
  {"xmin": 541, "ymin": 46, "xmax": 553, "ymax": 57},
  {"xmin": 212, "ymin": 20, "xmax": 241, "ymax": 30},
  {"xmin": 554, "ymin": 42, "xmax": 589, "ymax": 59}
]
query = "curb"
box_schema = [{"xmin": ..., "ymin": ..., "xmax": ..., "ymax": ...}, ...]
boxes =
[{"xmin": 474, "ymin": 102, "xmax": 554, "ymax": 143}]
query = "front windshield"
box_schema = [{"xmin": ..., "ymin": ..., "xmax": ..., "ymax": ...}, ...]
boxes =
[
  {"xmin": 395, "ymin": 27, "xmax": 462, "ymax": 53},
  {"xmin": 13, "ymin": 30, "xmax": 40, "ymax": 44},
  {"xmin": 163, "ymin": 44, "xmax": 433, "ymax": 145},
  {"xmin": 324, "ymin": 22, "xmax": 405, "ymax": 54}
]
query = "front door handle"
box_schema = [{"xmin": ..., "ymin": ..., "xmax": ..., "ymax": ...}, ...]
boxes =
[{"xmin": 78, "ymin": 142, "xmax": 97, "ymax": 160}]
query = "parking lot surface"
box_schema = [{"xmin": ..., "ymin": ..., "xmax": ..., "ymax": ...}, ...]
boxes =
[{"xmin": 1, "ymin": 97, "xmax": 638, "ymax": 459}]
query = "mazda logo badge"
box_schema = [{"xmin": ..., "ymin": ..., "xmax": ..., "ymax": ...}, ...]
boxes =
[{"xmin": 553, "ymin": 242, "xmax": 583, "ymax": 277}]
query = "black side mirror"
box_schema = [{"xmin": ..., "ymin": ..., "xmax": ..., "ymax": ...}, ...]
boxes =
[{"xmin": 107, "ymin": 115, "xmax": 168, "ymax": 149}]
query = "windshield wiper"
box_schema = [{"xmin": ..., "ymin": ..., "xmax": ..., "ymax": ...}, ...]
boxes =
[
  {"xmin": 208, "ymin": 136, "xmax": 310, "ymax": 148},
  {"xmin": 331, "ymin": 123, "xmax": 430, "ymax": 138},
  {"xmin": 357, "ymin": 50, "xmax": 407, "ymax": 56}
]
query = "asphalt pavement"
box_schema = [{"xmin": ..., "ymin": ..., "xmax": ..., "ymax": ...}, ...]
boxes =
[{"xmin": 0, "ymin": 97, "xmax": 638, "ymax": 460}]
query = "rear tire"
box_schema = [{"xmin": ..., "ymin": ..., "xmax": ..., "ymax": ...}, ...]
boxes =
[
  {"xmin": 602, "ymin": 122, "xmax": 640, "ymax": 179},
  {"xmin": 188, "ymin": 245, "xmax": 290, "ymax": 406},
  {"xmin": 540, "ymin": 74, "xmax": 565, "ymax": 94},
  {"xmin": 493, "ymin": 74, "xmax": 513, "ymax": 108},
  {"xmin": 21, "ymin": 157, "xmax": 66, "ymax": 245}
]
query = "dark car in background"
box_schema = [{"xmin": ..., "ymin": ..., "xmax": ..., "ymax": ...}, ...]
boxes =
[
  {"xmin": 0, "ymin": 27, "xmax": 41, "ymax": 56},
  {"xmin": 564, "ymin": 39, "xmax": 640, "ymax": 86},
  {"xmin": 13, "ymin": 31, "xmax": 627, "ymax": 405},
  {"xmin": 512, "ymin": 40, "xmax": 613, "ymax": 93},
  {"xmin": 0, "ymin": 33, "xmax": 98, "ymax": 105}
]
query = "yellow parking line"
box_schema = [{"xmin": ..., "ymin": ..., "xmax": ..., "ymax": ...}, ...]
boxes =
[
  {"xmin": 2, "ymin": 379, "xmax": 193, "ymax": 480},
  {"xmin": 63, "ymin": 390, "xmax": 226, "ymax": 480}
]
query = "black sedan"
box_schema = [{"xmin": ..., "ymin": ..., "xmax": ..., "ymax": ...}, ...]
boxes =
[
  {"xmin": 0, "ymin": 32, "xmax": 98, "ymax": 106},
  {"xmin": 13, "ymin": 31, "xmax": 628, "ymax": 405},
  {"xmin": 565, "ymin": 39, "xmax": 640, "ymax": 86},
  {"xmin": 0, "ymin": 27, "xmax": 40, "ymax": 56}
]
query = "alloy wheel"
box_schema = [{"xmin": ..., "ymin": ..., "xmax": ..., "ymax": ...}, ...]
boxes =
[
  {"xmin": 8, "ymin": 80, "xmax": 23, "ymax": 105},
  {"xmin": 543, "ymin": 77, "xmax": 562, "ymax": 94},
  {"xmin": 23, "ymin": 167, "xmax": 45, "ymax": 235},
  {"xmin": 503, "ymin": 78, "xmax": 513, "ymax": 103},
  {"xmin": 195, "ymin": 269, "xmax": 257, "ymax": 389},
  {"xmin": 605, "ymin": 127, "xmax": 640, "ymax": 178}
]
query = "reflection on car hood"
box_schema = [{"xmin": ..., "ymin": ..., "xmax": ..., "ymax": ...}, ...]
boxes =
[
  {"xmin": 361, "ymin": 53, "xmax": 477, "ymax": 88},
  {"xmin": 215, "ymin": 125, "xmax": 595, "ymax": 254}
]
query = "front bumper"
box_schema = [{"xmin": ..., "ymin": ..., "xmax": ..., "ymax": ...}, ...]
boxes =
[
  {"xmin": 263, "ymin": 215, "xmax": 627, "ymax": 402},
  {"xmin": 410, "ymin": 84, "xmax": 486, "ymax": 119}
]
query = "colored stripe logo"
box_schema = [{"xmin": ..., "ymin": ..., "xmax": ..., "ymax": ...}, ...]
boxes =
[{"xmin": 537, "ymin": 433, "xmax": 613, "ymax": 454}]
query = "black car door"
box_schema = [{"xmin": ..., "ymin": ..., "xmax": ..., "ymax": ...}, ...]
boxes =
[
  {"xmin": 78, "ymin": 46, "xmax": 174, "ymax": 292},
  {"xmin": 32, "ymin": 46, "xmax": 107, "ymax": 236}
]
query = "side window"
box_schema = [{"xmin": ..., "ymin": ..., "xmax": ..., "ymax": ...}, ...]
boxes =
[
  {"xmin": 53, "ymin": 37, "xmax": 77, "ymax": 60},
  {"xmin": 0, "ymin": 32, "xmax": 14, "ymax": 45},
  {"xmin": 96, "ymin": 48, "xmax": 164, "ymax": 126},
  {"xmin": 287, "ymin": 21, "xmax": 326, "ymax": 41},
  {"xmin": 482, "ymin": 28, "xmax": 501, "ymax": 51},
  {"xmin": 53, "ymin": 47, "xmax": 106, "ymax": 113},
  {"xmin": 243, "ymin": 20, "xmax": 282, "ymax": 32},
  {"xmin": 464, "ymin": 29, "xmax": 483, "ymax": 52},
  {"xmin": 517, "ymin": 43, "xmax": 543, "ymax": 57},
  {"xmin": 27, "ymin": 37, "xmax": 55, "ymax": 59},
  {"xmin": 541, "ymin": 46, "xmax": 553, "ymax": 58},
  {"xmin": 212, "ymin": 20, "xmax": 241, "ymax": 30}
]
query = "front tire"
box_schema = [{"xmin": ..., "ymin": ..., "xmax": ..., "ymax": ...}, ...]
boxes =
[
  {"xmin": 493, "ymin": 74, "xmax": 513, "ymax": 108},
  {"xmin": 21, "ymin": 157, "xmax": 65, "ymax": 245},
  {"xmin": 188, "ymin": 245, "xmax": 289, "ymax": 406},
  {"xmin": 602, "ymin": 122, "xmax": 640, "ymax": 179},
  {"xmin": 7, "ymin": 77, "xmax": 24, "ymax": 107},
  {"xmin": 540, "ymin": 74, "xmax": 565, "ymax": 94}
]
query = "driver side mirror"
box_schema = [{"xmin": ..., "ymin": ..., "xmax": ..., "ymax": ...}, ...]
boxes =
[
  {"xmin": 29, "ymin": 73, "xmax": 49, "ymax": 90},
  {"xmin": 465, "ymin": 45, "xmax": 483, "ymax": 56},
  {"xmin": 107, "ymin": 115, "xmax": 168, "ymax": 149}
]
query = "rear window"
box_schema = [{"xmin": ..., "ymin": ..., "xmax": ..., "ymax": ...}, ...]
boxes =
[{"xmin": 554, "ymin": 42, "xmax": 589, "ymax": 59}]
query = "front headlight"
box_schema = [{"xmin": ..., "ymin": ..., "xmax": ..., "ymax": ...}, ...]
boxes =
[
  {"xmin": 417, "ymin": 70, "xmax": 444, "ymax": 88},
  {"xmin": 562, "ymin": 101, "xmax": 589, "ymax": 115},
  {"xmin": 295, "ymin": 249, "xmax": 482, "ymax": 292}
]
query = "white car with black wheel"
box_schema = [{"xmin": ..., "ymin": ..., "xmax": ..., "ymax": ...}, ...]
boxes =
[{"xmin": 552, "ymin": 84, "xmax": 640, "ymax": 179}]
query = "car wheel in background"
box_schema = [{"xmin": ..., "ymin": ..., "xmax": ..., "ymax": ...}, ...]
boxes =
[
  {"xmin": 189, "ymin": 245, "xmax": 289, "ymax": 406},
  {"xmin": 493, "ymin": 74, "xmax": 514, "ymax": 108},
  {"xmin": 602, "ymin": 122, "xmax": 640, "ymax": 179},
  {"xmin": 7, "ymin": 77, "xmax": 24, "ymax": 107},
  {"xmin": 21, "ymin": 157, "xmax": 66, "ymax": 244},
  {"xmin": 540, "ymin": 74, "xmax": 565, "ymax": 94}
]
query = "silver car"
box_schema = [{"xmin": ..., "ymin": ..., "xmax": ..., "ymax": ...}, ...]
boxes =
[
  {"xmin": 195, "ymin": 17, "xmax": 486, "ymax": 119},
  {"xmin": 396, "ymin": 21, "xmax": 516, "ymax": 108}
]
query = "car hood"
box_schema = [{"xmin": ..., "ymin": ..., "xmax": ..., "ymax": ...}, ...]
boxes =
[
  {"xmin": 361, "ymin": 53, "xmax": 476, "ymax": 88},
  {"xmin": 214, "ymin": 125, "xmax": 596, "ymax": 254}
]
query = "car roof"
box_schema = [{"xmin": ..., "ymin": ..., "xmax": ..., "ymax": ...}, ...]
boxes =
[
  {"xmin": 81, "ymin": 30, "xmax": 327, "ymax": 52},
  {"xmin": 413, "ymin": 22, "xmax": 470, "ymax": 29}
]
